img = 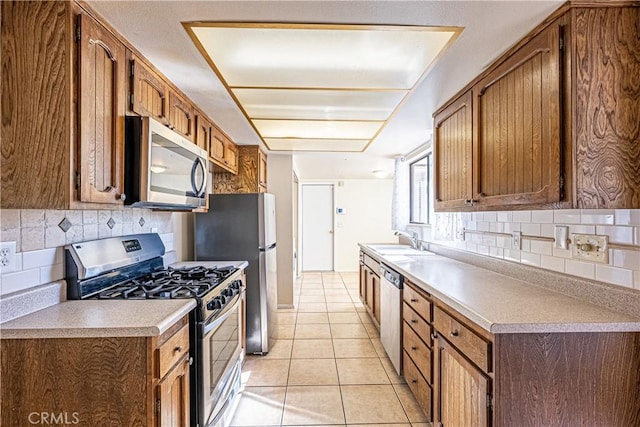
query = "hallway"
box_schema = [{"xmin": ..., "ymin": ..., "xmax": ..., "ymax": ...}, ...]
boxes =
[{"xmin": 230, "ymin": 271, "xmax": 429, "ymax": 426}]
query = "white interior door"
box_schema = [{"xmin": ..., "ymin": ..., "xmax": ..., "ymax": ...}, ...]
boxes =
[{"xmin": 302, "ymin": 184, "xmax": 334, "ymax": 271}]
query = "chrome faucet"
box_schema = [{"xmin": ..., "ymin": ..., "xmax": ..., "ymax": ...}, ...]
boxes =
[{"xmin": 394, "ymin": 230, "xmax": 419, "ymax": 249}]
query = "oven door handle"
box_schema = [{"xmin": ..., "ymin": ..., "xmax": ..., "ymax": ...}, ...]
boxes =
[{"xmin": 202, "ymin": 294, "xmax": 241, "ymax": 336}]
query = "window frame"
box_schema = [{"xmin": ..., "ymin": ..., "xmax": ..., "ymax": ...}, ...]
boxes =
[{"xmin": 409, "ymin": 153, "xmax": 432, "ymax": 225}]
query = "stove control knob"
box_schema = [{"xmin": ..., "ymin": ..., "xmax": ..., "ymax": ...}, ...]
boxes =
[{"xmin": 207, "ymin": 297, "xmax": 223, "ymax": 311}]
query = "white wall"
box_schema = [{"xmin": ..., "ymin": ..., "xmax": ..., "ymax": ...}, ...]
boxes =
[
  {"xmin": 268, "ymin": 154, "xmax": 295, "ymax": 307},
  {"xmin": 302, "ymin": 179, "xmax": 397, "ymax": 272},
  {"xmin": 171, "ymin": 212, "xmax": 193, "ymax": 262}
]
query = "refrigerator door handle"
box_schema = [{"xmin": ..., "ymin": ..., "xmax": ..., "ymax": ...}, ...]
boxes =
[{"xmin": 258, "ymin": 243, "xmax": 277, "ymax": 252}]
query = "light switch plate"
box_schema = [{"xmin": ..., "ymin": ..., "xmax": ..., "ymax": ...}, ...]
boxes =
[
  {"xmin": 512, "ymin": 231, "xmax": 522, "ymax": 250},
  {"xmin": 554, "ymin": 226, "xmax": 569, "ymax": 249},
  {"xmin": 571, "ymin": 234, "xmax": 609, "ymax": 264}
]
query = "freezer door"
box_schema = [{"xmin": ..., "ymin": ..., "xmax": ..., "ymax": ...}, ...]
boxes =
[
  {"xmin": 252, "ymin": 246, "xmax": 278, "ymax": 354},
  {"xmin": 260, "ymin": 193, "xmax": 277, "ymax": 248}
]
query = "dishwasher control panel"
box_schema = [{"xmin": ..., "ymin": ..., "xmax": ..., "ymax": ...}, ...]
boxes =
[{"xmin": 380, "ymin": 264, "xmax": 403, "ymax": 288}]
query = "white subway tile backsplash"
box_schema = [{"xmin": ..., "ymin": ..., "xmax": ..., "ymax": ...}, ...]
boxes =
[
  {"xmin": 512, "ymin": 210, "xmax": 531, "ymax": 223},
  {"xmin": 521, "ymin": 223, "xmax": 541, "ymax": 236},
  {"xmin": 613, "ymin": 249, "xmax": 640, "ymax": 270},
  {"xmin": 595, "ymin": 225, "xmax": 634, "ymax": 244},
  {"xmin": 21, "ymin": 227, "xmax": 44, "ymax": 252},
  {"xmin": 540, "ymin": 255, "xmax": 565, "ymax": 272},
  {"xmin": 489, "ymin": 222, "xmax": 504, "ymax": 233},
  {"xmin": 40, "ymin": 263, "xmax": 64, "ymax": 284},
  {"xmin": 122, "ymin": 223, "xmax": 134, "ymax": 236},
  {"xmin": 497, "ymin": 211, "xmax": 513, "ymax": 222},
  {"xmin": 531, "ymin": 210, "xmax": 554, "ymax": 223},
  {"xmin": 552, "ymin": 247, "xmax": 572, "ymax": 259},
  {"xmin": 541, "ymin": 224, "xmax": 555, "ymax": 238},
  {"xmin": 489, "ymin": 247, "xmax": 503, "ymax": 259},
  {"xmin": 530, "ymin": 240, "xmax": 553, "ymax": 256},
  {"xmin": 476, "ymin": 244, "xmax": 490, "ymax": 255},
  {"xmin": 122, "ymin": 208, "xmax": 134, "ymax": 224},
  {"xmin": 581, "ymin": 209, "xmax": 614, "ymax": 225},
  {"xmin": 98, "ymin": 210, "xmax": 111, "ymax": 226},
  {"xmin": 565, "ymin": 260, "xmax": 596, "ymax": 280},
  {"xmin": 477, "ymin": 221, "xmax": 490, "ymax": 232},
  {"xmin": 1, "ymin": 210, "xmax": 21, "ymax": 229},
  {"xmin": 595, "ymin": 265, "xmax": 634, "ymax": 288},
  {"xmin": 521, "ymin": 252, "xmax": 541, "ymax": 267},
  {"xmin": 569, "ymin": 224, "xmax": 596, "ymax": 235},
  {"xmin": 1, "ymin": 268, "xmax": 40, "ymax": 295},
  {"xmin": 634, "ymin": 227, "xmax": 640, "ymax": 245},
  {"xmin": 98, "ymin": 224, "xmax": 112, "ymax": 238},
  {"xmin": 483, "ymin": 212, "xmax": 497, "ymax": 222},
  {"xmin": 503, "ymin": 222, "xmax": 521, "ymax": 233},
  {"xmin": 615, "ymin": 209, "xmax": 640, "ymax": 226},
  {"xmin": 554, "ymin": 209, "xmax": 581, "ymax": 224},
  {"xmin": 111, "ymin": 224, "xmax": 123, "ymax": 237},
  {"xmin": 1, "ymin": 228, "xmax": 21, "ymax": 250},
  {"xmin": 23, "ymin": 248, "xmax": 57, "ymax": 270},
  {"xmin": 504, "ymin": 249, "xmax": 521, "ymax": 262}
]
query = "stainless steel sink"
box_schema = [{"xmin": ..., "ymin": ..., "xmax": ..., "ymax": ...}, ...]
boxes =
[{"xmin": 367, "ymin": 245, "xmax": 432, "ymax": 256}]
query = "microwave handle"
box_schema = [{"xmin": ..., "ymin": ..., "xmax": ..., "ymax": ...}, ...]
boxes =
[{"xmin": 191, "ymin": 157, "xmax": 207, "ymax": 197}]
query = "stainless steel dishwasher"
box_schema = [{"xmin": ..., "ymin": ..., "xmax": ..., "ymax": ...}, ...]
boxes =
[{"xmin": 380, "ymin": 263, "xmax": 403, "ymax": 375}]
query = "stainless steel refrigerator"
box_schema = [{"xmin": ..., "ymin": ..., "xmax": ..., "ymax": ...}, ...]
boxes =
[{"xmin": 195, "ymin": 193, "xmax": 278, "ymax": 354}]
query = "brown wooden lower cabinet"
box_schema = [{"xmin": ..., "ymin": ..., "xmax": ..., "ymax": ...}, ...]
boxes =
[
  {"xmin": 401, "ymin": 291, "xmax": 640, "ymax": 427},
  {"xmin": 358, "ymin": 251, "xmax": 381, "ymax": 328},
  {"xmin": 0, "ymin": 316, "xmax": 190, "ymax": 427}
]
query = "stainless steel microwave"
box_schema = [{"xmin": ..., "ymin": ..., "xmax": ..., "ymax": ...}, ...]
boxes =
[{"xmin": 125, "ymin": 116, "xmax": 208, "ymax": 210}]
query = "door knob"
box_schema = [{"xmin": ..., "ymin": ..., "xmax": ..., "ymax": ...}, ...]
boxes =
[{"xmin": 329, "ymin": 230, "xmax": 334, "ymax": 234}]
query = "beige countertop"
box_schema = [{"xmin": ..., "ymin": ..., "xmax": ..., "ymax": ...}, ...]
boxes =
[
  {"xmin": 360, "ymin": 244, "xmax": 640, "ymax": 333},
  {"xmin": 0, "ymin": 299, "xmax": 196, "ymax": 339}
]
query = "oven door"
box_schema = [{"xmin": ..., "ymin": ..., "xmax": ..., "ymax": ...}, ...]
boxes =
[{"xmin": 200, "ymin": 293, "xmax": 243, "ymax": 427}]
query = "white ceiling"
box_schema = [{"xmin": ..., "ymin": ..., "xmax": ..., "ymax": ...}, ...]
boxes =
[{"xmin": 88, "ymin": 0, "xmax": 563, "ymax": 179}]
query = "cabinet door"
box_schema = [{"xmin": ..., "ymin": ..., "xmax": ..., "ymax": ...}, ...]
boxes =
[
  {"xmin": 474, "ymin": 24, "xmax": 563, "ymax": 208},
  {"xmin": 258, "ymin": 150, "xmax": 268, "ymax": 187},
  {"xmin": 224, "ymin": 140, "xmax": 239, "ymax": 174},
  {"xmin": 158, "ymin": 357, "xmax": 190, "ymax": 427},
  {"xmin": 77, "ymin": 13, "xmax": 126, "ymax": 205},
  {"xmin": 365, "ymin": 268, "xmax": 374, "ymax": 314},
  {"xmin": 435, "ymin": 337, "xmax": 490, "ymax": 427},
  {"xmin": 434, "ymin": 91, "xmax": 473, "ymax": 210},
  {"xmin": 373, "ymin": 273, "xmax": 381, "ymax": 324},
  {"xmin": 131, "ymin": 56, "xmax": 167, "ymax": 123},
  {"xmin": 195, "ymin": 113, "xmax": 212, "ymax": 151},
  {"xmin": 168, "ymin": 89, "xmax": 194, "ymax": 142},
  {"xmin": 209, "ymin": 128, "xmax": 226, "ymax": 165},
  {"xmin": 359, "ymin": 263, "xmax": 365, "ymax": 303}
]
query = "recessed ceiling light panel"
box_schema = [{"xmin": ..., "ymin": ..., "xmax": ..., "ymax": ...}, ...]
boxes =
[{"xmin": 184, "ymin": 22, "xmax": 462, "ymax": 152}]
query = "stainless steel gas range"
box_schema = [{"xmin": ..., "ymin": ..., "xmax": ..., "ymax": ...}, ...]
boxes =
[{"xmin": 65, "ymin": 233, "xmax": 246, "ymax": 427}]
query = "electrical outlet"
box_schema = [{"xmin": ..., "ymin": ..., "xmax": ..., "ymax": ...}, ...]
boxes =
[
  {"xmin": 554, "ymin": 226, "xmax": 569, "ymax": 250},
  {"xmin": 512, "ymin": 231, "xmax": 522, "ymax": 250},
  {"xmin": 456, "ymin": 229, "xmax": 465, "ymax": 241},
  {"xmin": 571, "ymin": 234, "xmax": 609, "ymax": 264},
  {"xmin": 0, "ymin": 241, "xmax": 17, "ymax": 273}
]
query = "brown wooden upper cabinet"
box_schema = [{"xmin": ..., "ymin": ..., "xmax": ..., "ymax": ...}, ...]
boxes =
[
  {"xmin": 130, "ymin": 54, "xmax": 168, "ymax": 124},
  {"xmin": 195, "ymin": 111, "xmax": 212, "ymax": 151},
  {"xmin": 209, "ymin": 127, "xmax": 226, "ymax": 167},
  {"xmin": 258, "ymin": 149, "xmax": 268, "ymax": 190},
  {"xmin": 434, "ymin": 4, "xmax": 639, "ymax": 210},
  {"xmin": 224, "ymin": 140, "xmax": 239, "ymax": 175},
  {"xmin": 1, "ymin": 1, "xmax": 128, "ymax": 209},
  {"xmin": 77, "ymin": 12, "xmax": 127, "ymax": 205},
  {"xmin": 168, "ymin": 89, "xmax": 195, "ymax": 142},
  {"xmin": 474, "ymin": 24, "xmax": 562, "ymax": 209},
  {"xmin": 434, "ymin": 91, "xmax": 473, "ymax": 210}
]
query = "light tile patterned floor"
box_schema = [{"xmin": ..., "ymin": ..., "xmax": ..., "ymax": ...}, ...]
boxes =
[{"xmin": 231, "ymin": 272, "xmax": 429, "ymax": 427}]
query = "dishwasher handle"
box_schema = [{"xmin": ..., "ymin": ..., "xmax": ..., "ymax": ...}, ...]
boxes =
[{"xmin": 380, "ymin": 264, "xmax": 403, "ymax": 289}]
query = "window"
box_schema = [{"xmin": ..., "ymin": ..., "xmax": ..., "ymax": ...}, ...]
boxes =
[{"xmin": 410, "ymin": 153, "xmax": 433, "ymax": 224}]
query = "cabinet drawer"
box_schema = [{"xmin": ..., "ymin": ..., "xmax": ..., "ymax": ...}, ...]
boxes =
[
  {"xmin": 403, "ymin": 322, "xmax": 431, "ymax": 383},
  {"xmin": 434, "ymin": 307, "xmax": 490, "ymax": 372},
  {"xmin": 403, "ymin": 284, "xmax": 432, "ymax": 322},
  {"xmin": 403, "ymin": 302, "xmax": 431, "ymax": 347},
  {"xmin": 158, "ymin": 324, "xmax": 189, "ymax": 379},
  {"xmin": 403, "ymin": 351, "xmax": 432, "ymax": 421}
]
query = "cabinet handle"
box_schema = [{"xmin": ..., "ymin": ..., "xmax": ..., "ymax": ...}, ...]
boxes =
[
  {"xmin": 450, "ymin": 330, "xmax": 459, "ymax": 337},
  {"xmin": 411, "ymin": 319, "xmax": 418, "ymax": 324},
  {"xmin": 411, "ymin": 346, "xmax": 418, "ymax": 351},
  {"xmin": 411, "ymin": 379, "xmax": 418, "ymax": 384},
  {"xmin": 431, "ymin": 333, "xmax": 438, "ymax": 340},
  {"xmin": 410, "ymin": 298, "xmax": 418, "ymax": 303},
  {"xmin": 174, "ymin": 346, "xmax": 183, "ymax": 353},
  {"xmin": 118, "ymin": 193, "xmax": 126, "ymax": 201}
]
